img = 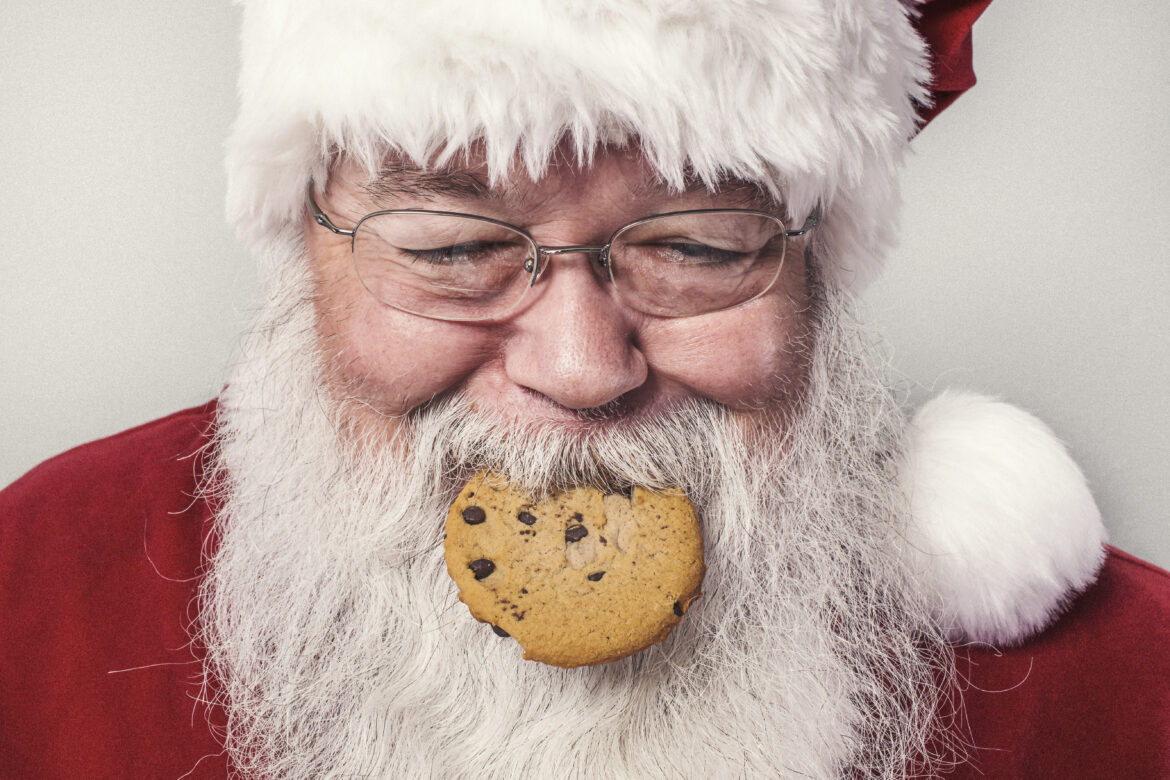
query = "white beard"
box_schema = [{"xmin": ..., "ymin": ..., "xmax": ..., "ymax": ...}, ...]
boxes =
[{"xmin": 199, "ymin": 234, "xmax": 957, "ymax": 778}]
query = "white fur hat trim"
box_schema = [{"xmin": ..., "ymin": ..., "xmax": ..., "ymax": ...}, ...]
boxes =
[
  {"xmin": 226, "ymin": 0, "xmax": 929, "ymax": 290},
  {"xmin": 899, "ymin": 391, "xmax": 1107, "ymax": 646}
]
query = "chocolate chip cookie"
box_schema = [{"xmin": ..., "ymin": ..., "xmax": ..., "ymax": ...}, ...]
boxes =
[{"xmin": 444, "ymin": 473, "xmax": 705, "ymax": 668}]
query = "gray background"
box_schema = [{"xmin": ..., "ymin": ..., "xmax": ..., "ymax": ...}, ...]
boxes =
[{"xmin": 2, "ymin": 2, "xmax": 1167, "ymax": 567}]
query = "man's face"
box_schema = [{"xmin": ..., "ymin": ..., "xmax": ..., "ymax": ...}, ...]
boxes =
[
  {"xmin": 202, "ymin": 146, "xmax": 951, "ymax": 777},
  {"xmin": 305, "ymin": 148, "xmax": 814, "ymax": 433}
]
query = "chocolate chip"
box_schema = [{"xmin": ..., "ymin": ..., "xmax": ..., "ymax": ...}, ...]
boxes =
[
  {"xmin": 565, "ymin": 524, "xmax": 588, "ymax": 543},
  {"xmin": 491, "ymin": 624, "xmax": 510, "ymax": 637},
  {"xmin": 469, "ymin": 559, "xmax": 495, "ymax": 580},
  {"xmin": 599, "ymin": 536, "xmax": 607, "ymax": 545},
  {"xmin": 571, "ymin": 512, "xmax": 584, "ymax": 522},
  {"xmin": 673, "ymin": 601, "xmax": 684, "ymax": 617},
  {"xmin": 587, "ymin": 571, "xmax": 605, "ymax": 582},
  {"xmin": 517, "ymin": 511, "xmax": 537, "ymax": 526},
  {"xmin": 462, "ymin": 506, "xmax": 486, "ymax": 525}
]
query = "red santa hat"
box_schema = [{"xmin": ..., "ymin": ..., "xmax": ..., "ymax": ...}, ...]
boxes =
[
  {"xmin": 227, "ymin": 0, "xmax": 934, "ymax": 289},
  {"xmin": 224, "ymin": 0, "xmax": 1105, "ymax": 646}
]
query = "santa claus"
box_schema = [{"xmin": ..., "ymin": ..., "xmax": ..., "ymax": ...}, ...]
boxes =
[{"xmin": 2, "ymin": 0, "xmax": 1167, "ymax": 777}]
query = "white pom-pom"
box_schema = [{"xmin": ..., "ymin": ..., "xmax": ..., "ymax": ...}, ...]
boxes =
[{"xmin": 899, "ymin": 391, "xmax": 1107, "ymax": 645}]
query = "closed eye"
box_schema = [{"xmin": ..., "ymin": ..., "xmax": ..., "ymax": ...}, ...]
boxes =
[
  {"xmin": 655, "ymin": 242, "xmax": 750, "ymax": 265},
  {"xmin": 400, "ymin": 241, "xmax": 514, "ymax": 266}
]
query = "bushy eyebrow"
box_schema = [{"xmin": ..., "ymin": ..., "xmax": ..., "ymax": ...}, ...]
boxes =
[
  {"xmin": 362, "ymin": 161, "xmax": 779, "ymax": 211},
  {"xmin": 627, "ymin": 175, "xmax": 778, "ymax": 210},
  {"xmin": 362, "ymin": 161, "xmax": 496, "ymax": 202}
]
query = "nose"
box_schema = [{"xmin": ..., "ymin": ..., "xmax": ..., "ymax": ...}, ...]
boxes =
[{"xmin": 503, "ymin": 253, "xmax": 648, "ymax": 410}]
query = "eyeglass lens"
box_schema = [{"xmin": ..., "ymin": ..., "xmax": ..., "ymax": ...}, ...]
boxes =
[
  {"xmin": 610, "ymin": 212, "xmax": 788, "ymax": 318},
  {"xmin": 351, "ymin": 211, "xmax": 788, "ymax": 320}
]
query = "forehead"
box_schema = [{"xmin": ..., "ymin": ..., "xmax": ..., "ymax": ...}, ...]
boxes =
[{"xmin": 344, "ymin": 147, "xmax": 777, "ymax": 212}]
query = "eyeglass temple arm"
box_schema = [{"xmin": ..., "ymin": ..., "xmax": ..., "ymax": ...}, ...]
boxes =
[
  {"xmin": 306, "ymin": 182, "xmax": 355, "ymax": 237},
  {"xmin": 787, "ymin": 201, "xmax": 822, "ymax": 237}
]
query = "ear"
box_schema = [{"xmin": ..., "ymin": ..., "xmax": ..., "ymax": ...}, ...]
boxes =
[{"xmin": 898, "ymin": 391, "xmax": 1107, "ymax": 645}]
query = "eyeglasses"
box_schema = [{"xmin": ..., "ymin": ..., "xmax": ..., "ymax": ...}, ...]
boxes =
[{"xmin": 307, "ymin": 183, "xmax": 820, "ymax": 321}]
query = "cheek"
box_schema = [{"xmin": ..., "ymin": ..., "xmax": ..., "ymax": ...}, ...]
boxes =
[
  {"xmin": 313, "ymin": 263, "xmax": 498, "ymax": 416},
  {"xmin": 642, "ymin": 310, "xmax": 810, "ymax": 408},
  {"xmin": 640, "ymin": 271, "xmax": 814, "ymax": 410}
]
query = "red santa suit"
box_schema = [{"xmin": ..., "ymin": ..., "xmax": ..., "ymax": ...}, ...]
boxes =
[{"xmin": 2, "ymin": 404, "xmax": 1168, "ymax": 778}]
